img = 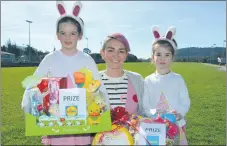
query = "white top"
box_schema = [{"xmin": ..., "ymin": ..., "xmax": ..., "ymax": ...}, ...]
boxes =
[
  {"xmin": 142, "ymin": 71, "xmax": 190, "ymax": 126},
  {"xmin": 34, "ymin": 50, "xmax": 97, "ymax": 78},
  {"xmin": 217, "ymin": 57, "xmax": 221, "ymax": 63},
  {"xmin": 21, "ymin": 50, "xmax": 108, "ymax": 112},
  {"xmin": 100, "ymin": 71, "xmax": 128, "ymax": 109}
]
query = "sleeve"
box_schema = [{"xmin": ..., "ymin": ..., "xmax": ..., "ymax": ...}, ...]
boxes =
[
  {"xmin": 33, "ymin": 55, "xmax": 51, "ymax": 77},
  {"xmin": 87, "ymin": 56, "xmax": 110, "ymax": 109},
  {"xmin": 175, "ymin": 76, "xmax": 191, "ymax": 117},
  {"xmin": 137, "ymin": 75, "xmax": 145, "ymax": 115},
  {"xmin": 21, "ymin": 55, "xmax": 51, "ymax": 113},
  {"xmin": 21, "ymin": 90, "xmax": 31, "ymax": 113},
  {"xmin": 141, "ymin": 78, "xmax": 156, "ymax": 117}
]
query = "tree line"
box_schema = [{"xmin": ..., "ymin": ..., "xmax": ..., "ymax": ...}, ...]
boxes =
[
  {"xmin": 1, "ymin": 39, "xmax": 226, "ymax": 64},
  {"xmin": 1, "ymin": 39, "xmax": 50, "ymax": 63},
  {"xmin": 1, "ymin": 39, "xmax": 142, "ymax": 63},
  {"xmin": 175, "ymin": 47, "xmax": 226, "ymax": 63}
]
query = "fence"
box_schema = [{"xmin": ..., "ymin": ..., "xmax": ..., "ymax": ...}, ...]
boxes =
[{"xmin": 1, "ymin": 62, "xmax": 40, "ymax": 67}]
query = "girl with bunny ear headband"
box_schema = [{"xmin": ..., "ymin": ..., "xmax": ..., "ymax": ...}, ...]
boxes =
[
  {"xmin": 141, "ymin": 26, "xmax": 190, "ymax": 145},
  {"xmin": 152, "ymin": 26, "xmax": 177, "ymax": 56},
  {"xmin": 20, "ymin": 1, "xmax": 108, "ymax": 145},
  {"xmin": 55, "ymin": 1, "xmax": 84, "ymax": 53}
]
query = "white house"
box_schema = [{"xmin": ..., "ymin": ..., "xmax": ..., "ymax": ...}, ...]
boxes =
[{"xmin": 1, "ymin": 51, "xmax": 15, "ymax": 63}]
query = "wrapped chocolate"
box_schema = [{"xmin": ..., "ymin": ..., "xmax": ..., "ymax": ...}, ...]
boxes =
[
  {"xmin": 29, "ymin": 87, "xmax": 43, "ymax": 117},
  {"xmin": 37, "ymin": 77, "xmax": 67, "ymax": 115}
]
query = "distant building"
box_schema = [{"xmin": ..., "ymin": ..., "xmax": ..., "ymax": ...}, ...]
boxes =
[
  {"xmin": 222, "ymin": 57, "xmax": 226, "ymax": 64},
  {"xmin": 1, "ymin": 51, "xmax": 15, "ymax": 63}
]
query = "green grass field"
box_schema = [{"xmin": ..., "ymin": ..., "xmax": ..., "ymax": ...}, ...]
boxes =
[{"xmin": 1, "ymin": 62, "xmax": 226, "ymax": 145}]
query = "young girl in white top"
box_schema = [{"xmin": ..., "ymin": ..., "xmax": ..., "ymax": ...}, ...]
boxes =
[
  {"xmin": 21, "ymin": 1, "xmax": 107, "ymax": 145},
  {"xmin": 142, "ymin": 26, "xmax": 190, "ymax": 145}
]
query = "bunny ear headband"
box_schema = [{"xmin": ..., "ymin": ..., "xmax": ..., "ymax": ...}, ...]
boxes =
[
  {"xmin": 56, "ymin": 1, "xmax": 84, "ymax": 33},
  {"xmin": 152, "ymin": 26, "xmax": 177, "ymax": 49}
]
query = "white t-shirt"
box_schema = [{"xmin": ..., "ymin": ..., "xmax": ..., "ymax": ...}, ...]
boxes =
[
  {"xmin": 21, "ymin": 50, "xmax": 108, "ymax": 112},
  {"xmin": 100, "ymin": 72, "xmax": 128, "ymax": 109},
  {"xmin": 217, "ymin": 57, "xmax": 221, "ymax": 63},
  {"xmin": 142, "ymin": 71, "xmax": 190, "ymax": 126}
]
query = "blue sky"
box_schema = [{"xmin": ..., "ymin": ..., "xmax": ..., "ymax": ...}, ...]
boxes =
[{"xmin": 1, "ymin": 1, "xmax": 226, "ymax": 59}]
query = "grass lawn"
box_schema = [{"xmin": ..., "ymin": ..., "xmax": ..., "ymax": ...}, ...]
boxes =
[{"xmin": 1, "ymin": 62, "xmax": 226, "ymax": 145}]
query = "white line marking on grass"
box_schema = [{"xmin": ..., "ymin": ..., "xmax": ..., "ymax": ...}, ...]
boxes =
[{"xmin": 203, "ymin": 63, "xmax": 226, "ymax": 72}]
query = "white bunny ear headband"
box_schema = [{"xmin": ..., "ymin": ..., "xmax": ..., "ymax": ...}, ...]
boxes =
[
  {"xmin": 152, "ymin": 26, "xmax": 177, "ymax": 49},
  {"xmin": 56, "ymin": 1, "xmax": 84, "ymax": 33}
]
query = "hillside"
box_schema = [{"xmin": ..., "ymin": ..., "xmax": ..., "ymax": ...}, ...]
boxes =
[{"xmin": 175, "ymin": 47, "xmax": 226, "ymax": 58}]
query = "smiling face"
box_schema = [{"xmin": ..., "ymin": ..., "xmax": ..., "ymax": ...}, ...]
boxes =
[
  {"xmin": 152, "ymin": 44, "xmax": 173, "ymax": 70},
  {"xmin": 101, "ymin": 39, "xmax": 128, "ymax": 70},
  {"xmin": 57, "ymin": 21, "xmax": 82, "ymax": 51}
]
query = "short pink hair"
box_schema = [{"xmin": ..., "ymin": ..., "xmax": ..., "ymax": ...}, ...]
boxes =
[{"xmin": 102, "ymin": 33, "xmax": 130, "ymax": 52}]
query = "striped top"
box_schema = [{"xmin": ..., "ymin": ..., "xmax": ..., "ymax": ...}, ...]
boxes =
[{"xmin": 100, "ymin": 72, "xmax": 128, "ymax": 109}]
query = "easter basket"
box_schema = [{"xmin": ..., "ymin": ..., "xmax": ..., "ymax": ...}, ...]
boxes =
[
  {"xmin": 92, "ymin": 107, "xmax": 180, "ymax": 145},
  {"xmin": 22, "ymin": 68, "xmax": 112, "ymax": 136},
  {"xmin": 92, "ymin": 106, "xmax": 135, "ymax": 145},
  {"xmin": 134, "ymin": 112, "xmax": 180, "ymax": 146}
]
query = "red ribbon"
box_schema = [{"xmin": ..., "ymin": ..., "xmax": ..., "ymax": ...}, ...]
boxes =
[{"xmin": 98, "ymin": 124, "xmax": 124, "ymax": 143}]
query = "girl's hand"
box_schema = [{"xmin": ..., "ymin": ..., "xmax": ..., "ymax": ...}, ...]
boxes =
[{"xmin": 171, "ymin": 110, "xmax": 182, "ymax": 121}]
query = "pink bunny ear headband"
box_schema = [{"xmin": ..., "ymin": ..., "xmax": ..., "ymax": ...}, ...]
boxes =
[
  {"xmin": 56, "ymin": 1, "xmax": 84, "ymax": 32},
  {"xmin": 152, "ymin": 26, "xmax": 177, "ymax": 50}
]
